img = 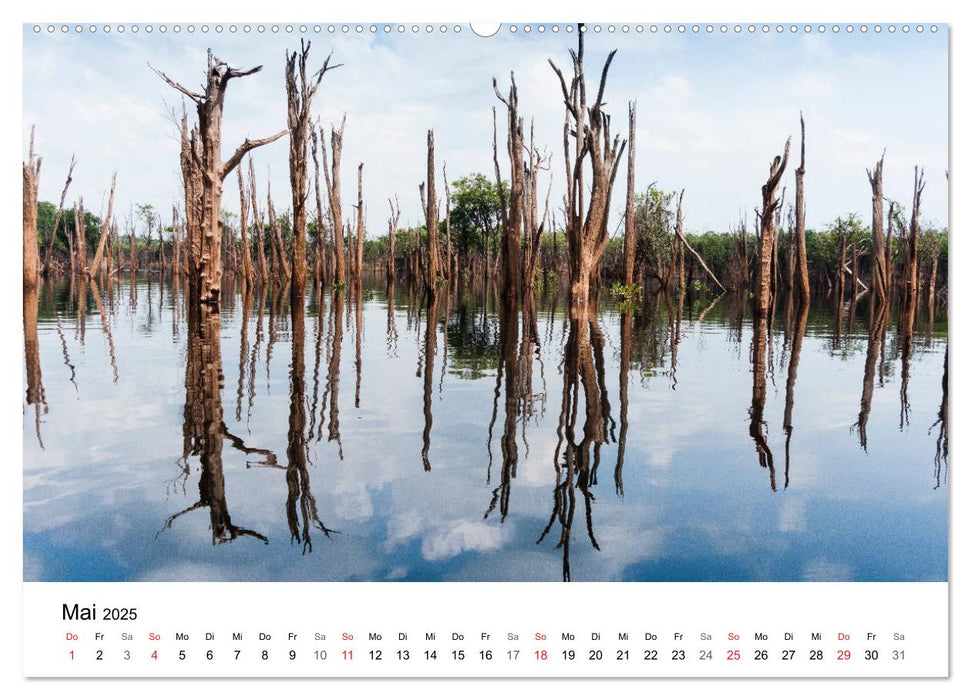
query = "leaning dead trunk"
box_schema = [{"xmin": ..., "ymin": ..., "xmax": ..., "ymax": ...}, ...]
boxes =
[
  {"xmin": 88, "ymin": 172, "xmax": 118, "ymax": 278},
  {"xmin": 44, "ymin": 153, "xmax": 77, "ymax": 276}
]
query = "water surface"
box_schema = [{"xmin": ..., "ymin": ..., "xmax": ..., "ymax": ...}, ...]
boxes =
[{"xmin": 23, "ymin": 276, "xmax": 948, "ymax": 582}]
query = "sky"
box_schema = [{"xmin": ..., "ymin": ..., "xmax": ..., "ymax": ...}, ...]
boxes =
[{"xmin": 22, "ymin": 23, "xmax": 949, "ymax": 236}]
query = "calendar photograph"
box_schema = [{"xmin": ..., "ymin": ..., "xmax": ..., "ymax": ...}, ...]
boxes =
[{"xmin": 22, "ymin": 22, "xmax": 948, "ymax": 586}]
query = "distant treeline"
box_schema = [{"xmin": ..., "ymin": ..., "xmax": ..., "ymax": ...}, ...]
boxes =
[{"xmin": 33, "ymin": 173, "xmax": 948, "ymax": 302}]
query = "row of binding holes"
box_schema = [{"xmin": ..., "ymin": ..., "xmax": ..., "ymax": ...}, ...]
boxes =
[{"xmin": 33, "ymin": 24, "xmax": 940, "ymax": 34}]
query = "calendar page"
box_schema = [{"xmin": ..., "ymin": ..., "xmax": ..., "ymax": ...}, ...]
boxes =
[{"xmin": 19, "ymin": 10, "xmax": 951, "ymax": 688}]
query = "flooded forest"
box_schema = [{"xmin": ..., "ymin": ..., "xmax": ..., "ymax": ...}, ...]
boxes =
[{"xmin": 23, "ymin": 30, "xmax": 947, "ymax": 583}]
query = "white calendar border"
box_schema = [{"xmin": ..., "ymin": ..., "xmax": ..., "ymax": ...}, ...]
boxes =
[{"xmin": 4, "ymin": 0, "xmax": 961, "ymax": 696}]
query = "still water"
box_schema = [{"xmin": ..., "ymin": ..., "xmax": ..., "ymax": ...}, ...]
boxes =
[{"xmin": 23, "ymin": 276, "xmax": 947, "ymax": 582}]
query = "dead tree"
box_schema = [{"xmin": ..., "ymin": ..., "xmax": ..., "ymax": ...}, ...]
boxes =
[
  {"xmin": 902, "ymin": 167, "xmax": 925, "ymax": 330},
  {"xmin": 23, "ymin": 126, "xmax": 42, "ymax": 290},
  {"xmin": 88, "ymin": 172, "xmax": 118, "ymax": 278},
  {"xmin": 794, "ymin": 113, "xmax": 810, "ymax": 305},
  {"xmin": 310, "ymin": 125, "xmax": 327, "ymax": 285},
  {"xmin": 125, "ymin": 208, "xmax": 137, "ymax": 273},
  {"xmin": 886, "ymin": 200, "xmax": 897, "ymax": 294},
  {"xmin": 549, "ymin": 27, "xmax": 627, "ymax": 309},
  {"xmin": 425, "ymin": 129, "xmax": 442, "ymax": 294},
  {"xmin": 522, "ymin": 123, "xmax": 550, "ymax": 294},
  {"xmin": 493, "ymin": 76, "xmax": 524, "ymax": 300},
  {"xmin": 247, "ymin": 158, "xmax": 268, "ymax": 284},
  {"xmin": 74, "ymin": 198, "xmax": 87, "ymax": 274},
  {"xmin": 236, "ymin": 167, "xmax": 254, "ymax": 286},
  {"xmin": 158, "ymin": 213, "xmax": 167, "ymax": 273},
  {"xmin": 866, "ymin": 152, "xmax": 889, "ymax": 304},
  {"xmin": 179, "ymin": 108, "xmax": 202, "ymax": 280},
  {"xmin": 443, "ymin": 163, "xmax": 454, "ymax": 282},
  {"xmin": 172, "ymin": 205, "xmax": 182, "ymax": 279},
  {"xmin": 387, "ymin": 196, "xmax": 401, "ymax": 285},
  {"xmin": 154, "ymin": 50, "xmax": 286, "ymax": 305},
  {"xmin": 286, "ymin": 40, "xmax": 340, "ymax": 301},
  {"xmin": 756, "ymin": 138, "xmax": 791, "ymax": 321},
  {"xmin": 622, "ymin": 102, "xmax": 637, "ymax": 287},
  {"xmin": 322, "ymin": 118, "xmax": 347, "ymax": 285},
  {"xmin": 43, "ymin": 154, "xmax": 77, "ymax": 275},
  {"xmin": 354, "ymin": 163, "xmax": 365, "ymax": 286},
  {"xmin": 267, "ymin": 190, "xmax": 291, "ymax": 282},
  {"xmin": 835, "ymin": 217, "xmax": 847, "ymax": 305}
]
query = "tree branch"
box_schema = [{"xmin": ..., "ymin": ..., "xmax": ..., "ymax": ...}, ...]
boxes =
[
  {"xmin": 223, "ymin": 130, "xmax": 287, "ymax": 179},
  {"xmin": 149, "ymin": 63, "xmax": 204, "ymax": 103}
]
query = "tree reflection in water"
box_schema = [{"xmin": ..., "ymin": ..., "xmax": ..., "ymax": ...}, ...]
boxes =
[{"xmin": 536, "ymin": 306, "xmax": 613, "ymax": 582}]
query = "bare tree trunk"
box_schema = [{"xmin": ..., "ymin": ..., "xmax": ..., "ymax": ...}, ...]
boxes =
[
  {"xmin": 549, "ymin": 28, "xmax": 627, "ymax": 309},
  {"xmin": 89, "ymin": 172, "xmax": 117, "ymax": 278},
  {"xmin": 387, "ymin": 197, "xmax": 400, "ymax": 285},
  {"xmin": 155, "ymin": 50, "xmax": 286, "ymax": 306},
  {"xmin": 902, "ymin": 167, "xmax": 925, "ymax": 335},
  {"xmin": 236, "ymin": 166, "xmax": 254, "ymax": 286},
  {"xmin": 323, "ymin": 119, "xmax": 347, "ymax": 286},
  {"xmin": 623, "ymin": 102, "xmax": 637, "ymax": 287},
  {"xmin": 867, "ymin": 152, "xmax": 888, "ymax": 303},
  {"xmin": 287, "ymin": 40, "xmax": 338, "ymax": 302},
  {"xmin": 355, "ymin": 163, "xmax": 365, "ymax": 287},
  {"xmin": 835, "ymin": 218, "xmax": 846, "ymax": 306},
  {"xmin": 126, "ymin": 209, "xmax": 137, "ymax": 274},
  {"xmin": 425, "ymin": 129, "xmax": 441, "ymax": 294},
  {"xmin": 267, "ymin": 193, "xmax": 291, "ymax": 282},
  {"xmin": 794, "ymin": 114, "xmax": 810, "ymax": 305},
  {"xmin": 74, "ymin": 198, "xmax": 88, "ymax": 274},
  {"xmin": 493, "ymin": 78, "xmax": 525, "ymax": 301},
  {"xmin": 172, "ymin": 205, "xmax": 182, "ymax": 281},
  {"xmin": 310, "ymin": 125, "xmax": 327, "ymax": 286},
  {"xmin": 756, "ymin": 138, "xmax": 791, "ymax": 321},
  {"xmin": 247, "ymin": 159, "xmax": 268, "ymax": 285},
  {"xmin": 23, "ymin": 126, "xmax": 42, "ymax": 291},
  {"xmin": 443, "ymin": 164, "xmax": 453, "ymax": 282},
  {"xmin": 522, "ymin": 121, "xmax": 548, "ymax": 295},
  {"xmin": 154, "ymin": 213, "xmax": 164, "ymax": 274},
  {"xmin": 106, "ymin": 220, "xmax": 116, "ymax": 279},
  {"xmin": 67, "ymin": 218, "xmax": 76, "ymax": 276}
]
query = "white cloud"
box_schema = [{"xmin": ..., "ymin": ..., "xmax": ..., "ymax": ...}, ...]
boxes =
[{"xmin": 22, "ymin": 27, "xmax": 946, "ymax": 240}]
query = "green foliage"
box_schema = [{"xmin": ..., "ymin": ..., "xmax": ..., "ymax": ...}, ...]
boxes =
[
  {"xmin": 35, "ymin": 200, "xmax": 101, "ymax": 252},
  {"xmin": 611, "ymin": 282, "xmax": 641, "ymax": 304},
  {"xmin": 450, "ymin": 173, "xmax": 506, "ymax": 257}
]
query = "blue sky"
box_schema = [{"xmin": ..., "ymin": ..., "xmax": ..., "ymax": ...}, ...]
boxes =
[{"xmin": 22, "ymin": 24, "xmax": 948, "ymax": 234}]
